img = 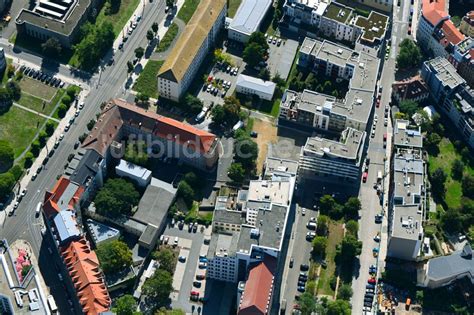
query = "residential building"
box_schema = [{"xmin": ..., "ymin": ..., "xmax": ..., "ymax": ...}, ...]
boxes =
[
  {"xmin": 417, "ymin": 244, "xmax": 474, "ymax": 289},
  {"xmin": 460, "ymin": 10, "xmax": 474, "ymax": 37},
  {"xmin": 235, "ymin": 74, "xmax": 276, "ymax": 101},
  {"xmin": 392, "ymin": 120, "xmax": 423, "ymax": 150},
  {"xmin": 319, "ymin": 2, "xmax": 362, "ymax": 43},
  {"xmin": 15, "ymin": 0, "xmax": 99, "ymax": 48},
  {"xmin": 115, "ymin": 159, "xmax": 152, "ymax": 187},
  {"xmin": 349, "ymin": 0, "xmax": 393, "ymax": 12},
  {"xmin": 42, "ymin": 176, "xmax": 111, "ymax": 314},
  {"xmin": 298, "ymin": 127, "xmax": 365, "ymax": 184},
  {"xmin": 392, "ymin": 75, "xmax": 430, "ymax": 103},
  {"xmin": 237, "ymin": 256, "xmax": 277, "ymax": 315},
  {"xmin": 82, "ymin": 98, "xmax": 221, "ymax": 171},
  {"xmin": 450, "ymin": 38, "xmax": 474, "ymax": 88},
  {"xmin": 282, "ymin": 0, "xmax": 328, "ymax": 29},
  {"xmin": 157, "ymin": 0, "xmax": 226, "ymax": 101},
  {"xmin": 421, "ymin": 57, "xmax": 474, "ymax": 148},
  {"xmin": 279, "ymin": 38, "xmax": 380, "ymax": 133},
  {"xmin": 417, "ymin": 0, "xmax": 465, "ymax": 58},
  {"xmin": 228, "ymin": 0, "xmax": 272, "ymax": 43},
  {"xmin": 262, "ymin": 157, "xmax": 299, "ymax": 179}
]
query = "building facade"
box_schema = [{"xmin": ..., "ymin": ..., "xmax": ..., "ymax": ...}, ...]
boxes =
[
  {"xmin": 235, "ymin": 74, "xmax": 276, "ymax": 101},
  {"xmin": 282, "ymin": 0, "xmax": 328, "ymax": 28},
  {"xmin": 228, "ymin": 0, "xmax": 272, "ymax": 43},
  {"xmin": 459, "ymin": 10, "xmax": 474, "ymax": 37},
  {"xmin": 157, "ymin": 0, "xmax": 226, "ymax": 101}
]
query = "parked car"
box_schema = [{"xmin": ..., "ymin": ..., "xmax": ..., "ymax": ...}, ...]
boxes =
[
  {"xmin": 196, "ymin": 274, "xmax": 205, "ymax": 280},
  {"xmin": 289, "ymin": 257, "xmax": 294, "ymax": 268},
  {"xmin": 178, "ymin": 256, "xmax": 186, "ymax": 262},
  {"xmin": 306, "ymin": 232, "xmax": 316, "ymax": 241},
  {"xmin": 300, "ymin": 264, "xmax": 309, "ymax": 271},
  {"xmin": 297, "ymin": 286, "xmax": 305, "ymax": 293},
  {"xmin": 193, "ymin": 281, "xmax": 201, "ymax": 288}
]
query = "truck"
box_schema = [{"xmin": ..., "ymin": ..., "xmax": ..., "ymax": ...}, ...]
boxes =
[
  {"xmin": 377, "ymin": 171, "xmax": 383, "ymax": 183},
  {"xmin": 280, "ymin": 298, "xmax": 287, "ymax": 314},
  {"xmin": 35, "ymin": 202, "xmax": 42, "ymax": 216},
  {"xmin": 47, "ymin": 295, "xmax": 58, "ymax": 313}
]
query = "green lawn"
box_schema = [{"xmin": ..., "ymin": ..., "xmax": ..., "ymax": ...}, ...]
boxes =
[
  {"xmin": 0, "ymin": 106, "xmax": 46, "ymax": 158},
  {"xmin": 317, "ymin": 221, "xmax": 344, "ymax": 296},
  {"xmin": 227, "ymin": 0, "xmax": 242, "ymax": 18},
  {"xmin": 177, "ymin": 0, "xmax": 200, "ymax": 24},
  {"xmin": 133, "ymin": 60, "xmax": 164, "ymax": 99},
  {"xmin": 156, "ymin": 23, "xmax": 179, "ymax": 52},
  {"xmin": 95, "ymin": 0, "xmax": 141, "ymax": 37},
  {"xmin": 428, "ymin": 138, "xmax": 474, "ymax": 209},
  {"xmin": 17, "ymin": 88, "xmax": 65, "ymax": 116},
  {"xmin": 18, "ymin": 77, "xmax": 57, "ymax": 101}
]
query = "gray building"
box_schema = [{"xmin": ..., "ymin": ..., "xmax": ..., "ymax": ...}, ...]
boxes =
[
  {"xmin": 392, "ymin": 120, "xmax": 423, "ymax": 149},
  {"xmin": 279, "ymin": 38, "xmax": 380, "ymax": 133},
  {"xmin": 298, "ymin": 127, "xmax": 365, "ymax": 184},
  {"xmin": 15, "ymin": 0, "xmax": 99, "ymax": 48},
  {"xmin": 86, "ymin": 219, "xmax": 120, "ymax": 246},
  {"xmin": 228, "ymin": 0, "xmax": 272, "ymax": 43},
  {"xmin": 235, "ymin": 74, "xmax": 276, "ymax": 101},
  {"xmin": 282, "ymin": 0, "xmax": 328, "ymax": 28},
  {"xmin": 421, "ymin": 57, "xmax": 474, "ymax": 149}
]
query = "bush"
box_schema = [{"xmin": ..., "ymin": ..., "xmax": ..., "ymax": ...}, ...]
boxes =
[
  {"xmin": 57, "ymin": 104, "xmax": 68, "ymax": 118},
  {"xmin": 24, "ymin": 152, "xmax": 34, "ymax": 168},
  {"xmin": 61, "ymin": 95, "xmax": 72, "ymax": 106},
  {"xmin": 30, "ymin": 141, "xmax": 41, "ymax": 157},
  {"xmin": 9, "ymin": 165, "xmax": 23, "ymax": 181}
]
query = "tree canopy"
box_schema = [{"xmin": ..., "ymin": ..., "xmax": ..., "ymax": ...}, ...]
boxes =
[
  {"xmin": 430, "ymin": 168, "xmax": 447, "ymax": 198},
  {"xmin": 0, "ymin": 140, "xmax": 14, "ymax": 171},
  {"xmin": 183, "ymin": 94, "xmax": 204, "ymax": 115},
  {"xmin": 327, "ymin": 299, "xmax": 351, "ymax": 315},
  {"xmin": 0, "ymin": 172, "xmax": 15, "ymax": 200},
  {"xmin": 462, "ymin": 174, "xmax": 474, "ymax": 199},
  {"xmin": 142, "ymin": 269, "xmax": 173, "ymax": 307},
  {"xmin": 228, "ymin": 162, "xmax": 245, "ymax": 183},
  {"xmin": 113, "ymin": 295, "xmax": 140, "ymax": 315},
  {"xmin": 243, "ymin": 32, "xmax": 269, "ymax": 68},
  {"xmin": 399, "ymin": 100, "xmax": 419, "ymax": 117},
  {"xmin": 75, "ymin": 22, "xmax": 115, "ymax": 70},
  {"xmin": 211, "ymin": 96, "xmax": 242, "ymax": 127},
  {"xmin": 96, "ymin": 240, "xmax": 133, "ymax": 274},
  {"xmin": 94, "ymin": 178, "xmax": 140, "ymax": 216},
  {"xmin": 343, "ymin": 197, "xmax": 361, "ymax": 219},
  {"xmin": 41, "ymin": 38, "xmax": 62, "ymax": 57},
  {"xmin": 312, "ymin": 236, "xmax": 327, "ymax": 257},
  {"xmin": 396, "ymin": 38, "xmax": 422, "ymax": 69},
  {"xmin": 153, "ymin": 248, "xmax": 176, "ymax": 274}
]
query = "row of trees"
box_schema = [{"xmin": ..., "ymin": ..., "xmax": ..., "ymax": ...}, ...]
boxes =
[
  {"xmin": 228, "ymin": 129, "xmax": 259, "ymax": 183},
  {"xmin": 297, "ymin": 293, "xmax": 351, "ymax": 315}
]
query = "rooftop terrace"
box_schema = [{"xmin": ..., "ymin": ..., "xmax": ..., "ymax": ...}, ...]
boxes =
[
  {"xmin": 355, "ymin": 11, "xmax": 389, "ymax": 42},
  {"xmin": 324, "ymin": 2, "xmax": 353, "ymax": 24}
]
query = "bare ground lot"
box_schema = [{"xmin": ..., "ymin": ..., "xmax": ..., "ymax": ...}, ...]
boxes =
[{"xmin": 252, "ymin": 118, "xmax": 278, "ymax": 174}]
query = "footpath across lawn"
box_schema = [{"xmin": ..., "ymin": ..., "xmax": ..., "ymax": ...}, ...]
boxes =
[
  {"xmin": 133, "ymin": 60, "xmax": 164, "ymax": 99},
  {"xmin": 317, "ymin": 221, "xmax": 344, "ymax": 296}
]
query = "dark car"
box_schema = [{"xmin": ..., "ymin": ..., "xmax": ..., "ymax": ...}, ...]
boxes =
[
  {"xmin": 364, "ymin": 301, "xmax": 373, "ymax": 307},
  {"xmin": 366, "ymin": 284, "xmax": 375, "ymax": 289},
  {"xmin": 300, "ymin": 264, "xmax": 309, "ymax": 271},
  {"xmin": 48, "ymin": 149, "xmax": 55, "ymax": 157},
  {"xmin": 298, "ymin": 275, "xmax": 308, "ymax": 282},
  {"xmin": 297, "ymin": 286, "xmax": 305, "ymax": 293},
  {"xmin": 74, "ymin": 141, "xmax": 80, "ymax": 149},
  {"xmin": 297, "ymin": 281, "xmax": 306, "ymax": 287},
  {"xmin": 196, "ymin": 274, "xmax": 205, "ymax": 281},
  {"xmin": 193, "ymin": 281, "xmax": 201, "ymax": 288},
  {"xmin": 42, "ymin": 157, "xmax": 49, "ymax": 165}
]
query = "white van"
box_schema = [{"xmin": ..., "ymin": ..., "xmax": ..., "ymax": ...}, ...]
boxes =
[
  {"xmin": 47, "ymin": 295, "xmax": 58, "ymax": 313},
  {"xmin": 35, "ymin": 202, "xmax": 42, "ymax": 216},
  {"xmin": 377, "ymin": 171, "xmax": 383, "ymax": 182}
]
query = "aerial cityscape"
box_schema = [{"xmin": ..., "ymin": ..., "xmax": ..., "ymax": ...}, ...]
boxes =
[{"xmin": 0, "ymin": 0, "xmax": 474, "ymax": 314}]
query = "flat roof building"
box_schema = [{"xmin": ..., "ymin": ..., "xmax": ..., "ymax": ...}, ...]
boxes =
[
  {"xmin": 157, "ymin": 0, "xmax": 226, "ymax": 101},
  {"xmin": 86, "ymin": 219, "xmax": 120, "ymax": 246},
  {"xmin": 393, "ymin": 120, "xmax": 423, "ymax": 149},
  {"xmin": 115, "ymin": 159, "xmax": 152, "ymax": 187},
  {"xmin": 228, "ymin": 0, "xmax": 272, "ymax": 43},
  {"xmin": 236, "ymin": 74, "xmax": 276, "ymax": 101}
]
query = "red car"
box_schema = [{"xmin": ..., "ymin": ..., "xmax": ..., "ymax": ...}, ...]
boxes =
[
  {"xmin": 376, "ymin": 99, "xmax": 380, "ymax": 108},
  {"xmin": 368, "ymin": 277, "xmax": 377, "ymax": 284},
  {"xmin": 408, "ymin": 27, "xmax": 412, "ymax": 35},
  {"xmin": 362, "ymin": 172, "xmax": 368, "ymax": 183},
  {"xmin": 190, "ymin": 291, "xmax": 200, "ymax": 296}
]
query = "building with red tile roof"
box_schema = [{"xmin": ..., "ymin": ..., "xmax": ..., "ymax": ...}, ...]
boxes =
[
  {"xmin": 238, "ymin": 256, "xmax": 277, "ymax": 315},
  {"xmin": 61, "ymin": 236, "xmax": 111, "ymax": 314},
  {"xmin": 421, "ymin": 0, "xmax": 447, "ymax": 26},
  {"xmin": 42, "ymin": 176, "xmax": 84, "ymax": 219},
  {"xmin": 392, "ymin": 75, "xmax": 430, "ymax": 103},
  {"xmin": 82, "ymin": 98, "xmax": 220, "ymax": 170}
]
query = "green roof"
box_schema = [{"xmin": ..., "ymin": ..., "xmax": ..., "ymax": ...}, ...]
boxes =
[
  {"xmin": 324, "ymin": 2, "xmax": 353, "ymax": 24},
  {"xmin": 355, "ymin": 12, "xmax": 389, "ymax": 42}
]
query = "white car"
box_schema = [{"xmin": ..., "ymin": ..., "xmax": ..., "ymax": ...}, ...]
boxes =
[
  {"xmin": 301, "ymin": 209, "xmax": 306, "ymax": 216},
  {"xmin": 384, "ymin": 118, "xmax": 388, "ymax": 126},
  {"xmin": 268, "ymin": 36, "xmax": 273, "ymax": 43},
  {"xmin": 79, "ymin": 102, "xmax": 85, "ymax": 109},
  {"xmin": 59, "ymin": 133, "xmax": 64, "ymax": 141}
]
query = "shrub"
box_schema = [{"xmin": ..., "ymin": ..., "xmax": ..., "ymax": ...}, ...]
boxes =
[
  {"xmin": 57, "ymin": 104, "xmax": 68, "ymax": 118},
  {"xmin": 30, "ymin": 141, "xmax": 41, "ymax": 157},
  {"xmin": 61, "ymin": 95, "xmax": 72, "ymax": 106},
  {"xmin": 24, "ymin": 152, "xmax": 34, "ymax": 168}
]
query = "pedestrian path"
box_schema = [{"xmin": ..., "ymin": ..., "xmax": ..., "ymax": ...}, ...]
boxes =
[
  {"xmin": 12, "ymin": 102, "xmax": 60, "ymax": 122},
  {"xmin": 150, "ymin": 17, "xmax": 186, "ymax": 61}
]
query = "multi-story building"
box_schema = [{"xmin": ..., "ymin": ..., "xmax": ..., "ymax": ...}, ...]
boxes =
[
  {"xmin": 298, "ymin": 127, "xmax": 365, "ymax": 184},
  {"xmin": 236, "ymin": 74, "xmax": 276, "ymax": 101},
  {"xmin": 392, "ymin": 119, "xmax": 423, "ymax": 150},
  {"xmin": 421, "ymin": 57, "xmax": 474, "ymax": 148},
  {"xmin": 279, "ymin": 38, "xmax": 380, "ymax": 133},
  {"xmin": 15, "ymin": 0, "xmax": 99, "ymax": 48},
  {"xmin": 42, "ymin": 177, "xmax": 111, "ymax": 314},
  {"xmin": 450, "ymin": 38, "xmax": 474, "ymax": 88},
  {"xmin": 349, "ymin": 0, "xmax": 393, "ymax": 12},
  {"xmin": 228, "ymin": 0, "xmax": 272, "ymax": 43},
  {"xmin": 157, "ymin": 0, "xmax": 226, "ymax": 101},
  {"xmin": 417, "ymin": 0, "xmax": 465, "ymax": 58},
  {"xmin": 81, "ymin": 98, "xmax": 221, "ymax": 171},
  {"xmin": 282, "ymin": 0, "xmax": 328, "ymax": 29},
  {"xmin": 392, "ymin": 75, "xmax": 430, "ymax": 104},
  {"xmin": 460, "ymin": 10, "xmax": 474, "ymax": 37}
]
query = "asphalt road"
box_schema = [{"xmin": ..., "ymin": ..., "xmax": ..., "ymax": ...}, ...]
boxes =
[
  {"xmin": 351, "ymin": 0, "xmax": 413, "ymax": 312},
  {"xmin": 0, "ymin": 0, "xmax": 168, "ymax": 312}
]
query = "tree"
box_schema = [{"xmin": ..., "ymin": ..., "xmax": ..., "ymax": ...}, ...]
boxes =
[
  {"xmin": 135, "ymin": 93, "xmax": 150, "ymax": 108},
  {"xmin": 127, "ymin": 61, "xmax": 134, "ymax": 74},
  {"xmin": 299, "ymin": 292, "xmax": 317, "ymax": 315},
  {"xmin": 339, "ymin": 235, "xmax": 362, "ymax": 262},
  {"xmin": 211, "ymin": 105, "xmax": 225, "ymax": 126},
  {"xmin": 272, "ymin": 73, "xmax": 286, "ymax": 89},
  {"xmin": 66, "ymin": 86, "xmax": 78, "ymax": 98},
  {"xmin": 152, "ymin": 22, "xmax": 159, "ymax": 33},
  {"xmin": 441, "ymin": 209, "xmax": 463, "ymax": 234},
  {"xmin": 259, "ymin": 67, "xmax": 271, "ymax": 81},
  {"xmin": 319, "ymin": 195, "xmax": 336, "ymax": 215},
  {"xmin": 75, "ymin": 21, "xmax": 115, "ymax": 70},
  {"xmin": 113, "ymin": 295, "xmax": 139, "ymax": 315},
  {"xmin": 399, "ymin": 100, "xmax": 419, "ymax": 117},
  {"xmin": 183, "ymin": 172, "xmax": 198, "ymax": 189},
  {"xmin": 96, "ymin": 240, "xmax": 133, "ymax": 274},
  {"xmin": 452, "ymin": 159, "xmax": 465, "ymax": 180},
  {"xmin": 327, "ymin": 299, "xmax": 351, "ymax": 315},
  {"xmin": 147, "ymin": 30, "xmax": 155, "ymax": 42},
  {"xmin": 396, "ymin": 38, "xmax": 422, "ymax": 69},
  {"xmin": 153, "ymin": 248, "xmax": 176, "ymax": 274},
  {"xmin": 222, "ymin": 96, "xmax": 241, "ymax": 126},
  {"xmin": 228, "ymin": 163, "xmax": 245, "ymax": 183},
  {"xmin": 0, "ymin": 172, "xmax": 15, "ymax": 200},
  {"xmin": 243, "ymin": 42, "xmax": 265, "ymax": 67},
  {"xmin": 431, "ymin": 167, "xmax": 447, "ymax": 198},
  {"xmin": 8, "ymin": 164, "xmax": 22, "ymax": 181},
  {"xmin": 234, "ymin": 135, "xmax": 258, "ymax": 169},
  {"xmin": 6, "ymin": 81, "xmax": 21, "ymax": 101},
  {"xmin": 30, "ymin": 141, "xmax": 41, "ymax": 157},
  {"xmin": 166, "ymin": 0, "xmax": 175, "ymax": 7},
  {"xmin": 425, "ymin": 132, "xmax": 441, "ymax": 151},
  {"xmin": 316, "ymin": 215, "xmax": 329, "ymax": 236},
  {"xmin": 61, "ymin": 95, "xmax": 72, "ymax": 107},
  {"xmin": 94, "ymin": 178, "xmax": 140, "ymax": 216},
  {"xmin": 57, "ymin": 104, "xmax": 68, "ymax": 118},
  {"xmin": 337, "ymin": 284, "xmax": 353, "ymax": 301},
  {"xmin": 345, "ymin": 220, "xmax": 359, "ymax": 237},
  {"xmin": 87, "ymin": 119, "xmax": 96, "ymax": 131},
  {"xmin": 0, "ymin": 88, "xmax": 13, "ymax": 114},
  {"xmin": 41, "ymin": 37, "xmax": 62, "ymax": 57},
  {"xmin": 24, "ymin": 152, "xmax": 34, "ymax": 168},
  {"xmin": 0, "ymin": 140, "xmax": 14, "ymax": 171},
  {"xmin": 343, "ymin": 197, "xmax": 361, "ymax": 219},
  {"xmin": 45, "ymin": 121, "xmax": 55, "ymax": 136},
  {"xmin": 142, "ymin": 269, "xmax": 173, "ymax": 307},
  {"xmin": 247, "ymin": 32, "xmax": 269, "ymax": 50},
  {"xmin": 38, "ymin": 131, "xmax": 48, "ymax": 147},
  {"xmin": 6, "ymin": 64, "xmax": 15, "ymax": 78},
  {"xmin": 312, "ymin": 236, "xmax": 327, "ymax": 257},
  {"xmin": 183, "ymin": 94, "xmax": 203, "ymax": 115},
  {"xmin": 177, "ymin": 181, "xmax": 195, "ymax": 207},
  {"xmin": 135, "ymin": 47, "xmax": 145, "ymax": 59},
  {"xmin": 462, "ymin": 174, "xmax": 474, "ymax": 199}
]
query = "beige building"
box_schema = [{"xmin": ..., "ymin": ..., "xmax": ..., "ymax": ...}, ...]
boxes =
[
  {"xmin": 157, "ymin": 0, "xmax": 226, "ymax": 101},
  {"xmin": 460, "ymin": 10, "xmax": 474, "ymax": 37}
]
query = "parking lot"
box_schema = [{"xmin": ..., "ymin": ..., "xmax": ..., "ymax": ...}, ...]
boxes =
[{"xmin": 265, "ymin": 36, "xmax": 299, "ymax": 81}]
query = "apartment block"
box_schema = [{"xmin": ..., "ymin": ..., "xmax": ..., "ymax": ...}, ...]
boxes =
[
  {"xmin": 282, "ymin": 0, "xmax": 328, "ymax": 28},
  {"xmin": 157, "ymin": 0, "xmax": 226, "ymax": 101},
  {"xmin": 279, "ymin": 38, "xmax": 380, "ymax": 133},
  {"xmin": 15, "ymin": 0, "xmax": 100, "ymax": 48},
  {"xmin": 460, "ymin": 10, "xmax": 474, "ymax": 37},
  {"xmin": 298, "ymin": 127, "xmax": 365, "ymax": 184},
  {"xmin": 421, "ymin": 57, "xmax": 474, "ymax": 149}
]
